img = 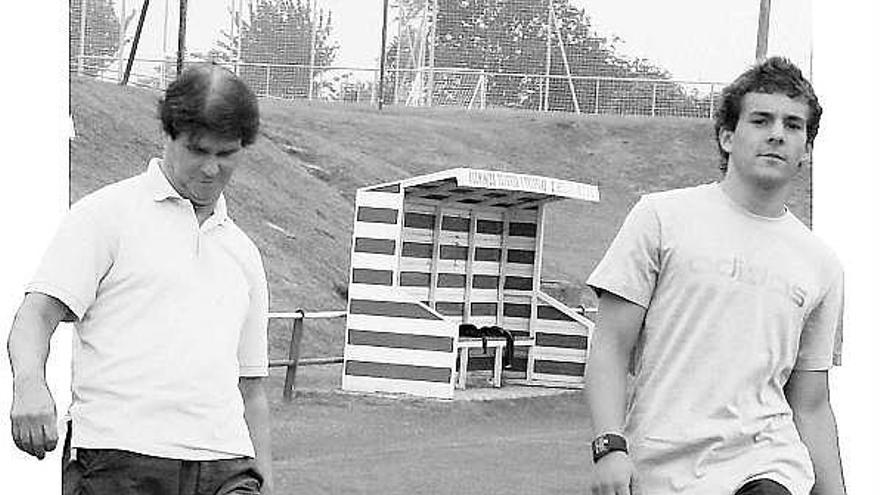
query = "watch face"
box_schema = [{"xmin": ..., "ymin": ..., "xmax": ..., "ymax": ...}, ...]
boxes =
[{"xmin": 592, "ymin": 437, "xmax": 608, "ymax": 456}]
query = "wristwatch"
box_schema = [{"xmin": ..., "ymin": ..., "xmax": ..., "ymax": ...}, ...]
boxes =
[{"xmin": 591, "ymin": 433, "xmax": 628, "ymax": 463}]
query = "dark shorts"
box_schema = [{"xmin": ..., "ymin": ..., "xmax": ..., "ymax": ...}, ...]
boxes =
[
  {"xmin": 62, "ymin": 424, "xmax": 263, "ymax": 495},
  {"xmin": 735, "ymin": 479, "xmax": 793, "ymax": 495}
]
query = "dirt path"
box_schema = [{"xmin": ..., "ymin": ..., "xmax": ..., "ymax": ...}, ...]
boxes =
[{"xmin": 267, "ymin": 367, "xmax": 596, "ymax": 494}]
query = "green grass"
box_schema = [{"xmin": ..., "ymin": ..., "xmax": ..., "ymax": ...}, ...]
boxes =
[{"xmin": 70, "ymin": 76, "xmax": 812, "ymax": 360}]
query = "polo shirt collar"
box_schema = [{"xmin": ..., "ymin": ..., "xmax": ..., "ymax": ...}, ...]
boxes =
[{"xmin": 146, "ymin": 158, "xmax": 230, "ymax": 225}]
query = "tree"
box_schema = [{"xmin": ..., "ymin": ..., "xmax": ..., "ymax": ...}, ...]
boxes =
[
  {"xmin": 69, "ymin": 0, "xmax": 125, "ymax": 77},
  {"xmin": 431, "ymin": 0, "xmax": 697, "ymax": 114},
  {"xmin": 208, "ymin": 0, "xmax": 339, "ymax": 99}
]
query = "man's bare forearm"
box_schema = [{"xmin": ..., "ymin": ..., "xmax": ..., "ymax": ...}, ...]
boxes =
[
  {"xmin": 586, "ymin": 340, "xmax": 631, "ymax": 435},
  {"xmin": 8, "ymin": 293, "xmax": 68, "ymax": 459},
  {"xmin": 586, "ymin": 293, "xmax": 645, "ymax": 436},
  {"xmin": 785, "ymin": 370, "xmax": 845, "ymax": 495},
  {"xmin": 793, "ymin": 401, "xmax": 845, "ymax": 495},
  {"xmin": 240, "ymin": 376, "xmax": 273, "ymax": 494},
  {"xmin": 8, "ymin": 294, "xmax": 64, "ymax": 385}
]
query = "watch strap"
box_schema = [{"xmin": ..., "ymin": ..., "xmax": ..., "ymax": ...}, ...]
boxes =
[{"xmin": 591, "ymin": 433, "xmax": 628, "ymax": 463}]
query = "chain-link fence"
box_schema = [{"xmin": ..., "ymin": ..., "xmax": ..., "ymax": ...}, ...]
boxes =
[{"xmin": 70, "ymin": 0, "xmax": 729, "ymax": 117}]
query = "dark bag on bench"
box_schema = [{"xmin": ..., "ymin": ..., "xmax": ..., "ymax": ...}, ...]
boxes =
[{"xmin": 457, "ymin": 324, "xmax": 515, "ymax": 369}]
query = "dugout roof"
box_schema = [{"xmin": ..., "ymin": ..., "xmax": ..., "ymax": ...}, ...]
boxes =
[{"xmin": 364, "ymin": 168, "xmax": 599, "ymax": 208}]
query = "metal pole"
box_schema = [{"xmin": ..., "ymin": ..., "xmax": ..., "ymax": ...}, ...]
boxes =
[
  {"xmin": 235, "ymin": 0, "xmax": 243, "ymax": 75},
  {"xmin": 229, "ymin": 0, "xmax": 235, "ymax": 52},
  {"xmin": 426, "ymin": 0, "xmax": 438, "ymax": 107},
  {"xmin": 378, "ymin": 0, "xmax": 390, "ymax": 110},
  {"xmin": 119, "ymin": 0, "xmax": 127, "ymax": 81},
  {"xmin": 78, "ymin": 0, "xmax": 88, "ymax": 75},
  {"xmin": 551, "ymin": 8, "xmax": 580, "ymax": 114},
  {"xmin": 650, "ymin": 82, "xmax": 657, "ymax": 117},
  {"xmin": 308, "ymin": 0, "xmax": 318, "ymax": 100},
  {"xmin": 162, "ymin": 0, "xmax": 169, "ymax": 86},
  {"xmin": 755, "ymin": 0, "xmax": 771, "ymax": 62},
  {"xmin": 394, "ymin": 1, "xmax": 403, "ymax": 105},
  {"xmin": 121, "ymin": 0, "xmax": 150, "ymax": 86},
  {"xmin": 543, "ymin": 0, "xmax": 552, "ymax": 111},
  {"xmin": 282, "ymin": 310, "xmax": 306, "ymax": 401},
  {"xmin": 709, "ymin": 84, "xmax": 715, "ymax": 118},
  {"xmin": 177, "ymin": 0, "xmax": 188, "ymax": 75},
  {"xmin": 265, "ymin": 65, "xmax": 271, "ymax": 96}
]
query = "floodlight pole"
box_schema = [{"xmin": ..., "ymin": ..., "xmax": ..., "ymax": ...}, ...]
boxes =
[
  {"xmin": 551, "ymin": 7, "xmax": 580, "ymax": 114},
  {"xmin": 77, "ymin": 0, "xmax": 88, "ymax": 75},
  {"xmin": 378, "ymin": 0, "xmax": 390, "ymax": 110},
  {"xmin": 755, "ymin": 0, "xmax": 771, "ymax": 62},
  {"xmin": 426, "ymin": 0, "xmax": 438, "ymax": 107},
  {"xmin": 119, "ymin": 0, "xmax": 127, "ymax": 81},
  {"xmin": 308, "ymin": 0, "xmax": 318, "ymax": 100},
  {"xmin": 121, "ymin": 0, "xmax": 150, "ymax": 86},
  {"xmin": 177, "ymin": 0, "xmax": 189, "ymax": 75},
  {"xmin": 162, "ymin": 0, "xmax": 169, "ymax": 86},
  {"xmin": 543, "ymin": 0, "xmax": 553, "ymax": 111},
  {"xmin": 394, "ymin": 4, "xmax": 403, "ymax": 105}
]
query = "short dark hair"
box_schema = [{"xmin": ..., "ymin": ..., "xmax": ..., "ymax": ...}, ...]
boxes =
[
  {"xmin": 158, "ymin": 64, "xmax": 260, "ymax": 146},
  {"xmin": 713, "ymin": 56, "xmax": 821, "ymax": 172}
]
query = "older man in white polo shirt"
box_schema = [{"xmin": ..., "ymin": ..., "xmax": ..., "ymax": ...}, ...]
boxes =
[{"xmin": 8, "ymin": 64, "xmax": 274, "ymax": 494}]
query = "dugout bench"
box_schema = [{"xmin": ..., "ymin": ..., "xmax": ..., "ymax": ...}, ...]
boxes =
[{"xmin": 341, "ymin": 168, "xmax": 599, "ymax": 399}]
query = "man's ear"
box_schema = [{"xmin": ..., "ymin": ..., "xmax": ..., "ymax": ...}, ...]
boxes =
[
  {"xmin": 719, "ymin": 128, "xmax": 734, "ymax": 155},
  {"xmin": 798, "ymin": 143, "xmax": 813, "ymax": 168}
]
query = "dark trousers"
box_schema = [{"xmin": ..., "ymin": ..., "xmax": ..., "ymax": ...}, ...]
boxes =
[
  {"xmin": 735, "ymin": 479, "xmax": 793, "ymax": 495},
  {"xmin": 62, "ymin": 424, "xmax": 262, "ymax": 495}
]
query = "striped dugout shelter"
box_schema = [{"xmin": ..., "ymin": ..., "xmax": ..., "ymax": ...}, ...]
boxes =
[{"xmin": 342, "ymin": 168, "xmax": 600, "ymax": 399}]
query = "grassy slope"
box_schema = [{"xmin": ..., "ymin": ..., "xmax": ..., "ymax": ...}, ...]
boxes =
[{"xmin": 70, "ymin": 76, "xmax": 812, "ymax": 358}]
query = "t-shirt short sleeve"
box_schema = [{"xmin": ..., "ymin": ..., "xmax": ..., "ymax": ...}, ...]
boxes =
[
  {"xmin": 25, "ymin": 194, "xmax": 116, "ymax": 321},
  {"xmin": 795, "ymin": 266, "xmax": 844, "ymax": 370},
  {"xmin": 237, "ymin": 248, "xmax": 270, "ymax": 377},
  {"xmin": 587, "ymin": 196, "xmax": 662, "ymax": 309}
]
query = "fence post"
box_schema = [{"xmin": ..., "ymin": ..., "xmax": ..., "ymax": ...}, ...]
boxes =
[
  {"xmin": 265, "ymin": 65, "xmax": 271, "ymax": 97},
  {"xmin": 709, "ymin": 84, "xmax": 715, "ymax": 119},
  {"xmin": 651, "ymin": 83, "xmax": 657, "ymax": 117},
  {"xmin": 282, "ymin": 309, "xmax": 306, "ymax": 401},
  {"xmin": 594, "ymin": 78, "xmax": 600, "ymax": 114}
]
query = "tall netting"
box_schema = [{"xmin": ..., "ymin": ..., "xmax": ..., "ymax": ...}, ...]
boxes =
[
  {"xmin": 74, "ymin": 0, "xmax": 812, "ymax": 118},
  {"xmin": 385, "ymin": 0, "xmax": 720, "ymax": 117},
  {"xmin": 69, "ymin": 0, "xmax": 230, "ymax": 89},
  {"xmin": 70, "ymin": 0, "xmax": 378, "ymax": 102}
]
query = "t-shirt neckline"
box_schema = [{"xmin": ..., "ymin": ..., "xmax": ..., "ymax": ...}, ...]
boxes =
[{"xmin": 709, "ymin": 182, "xmax": 791, "ymax": 223}]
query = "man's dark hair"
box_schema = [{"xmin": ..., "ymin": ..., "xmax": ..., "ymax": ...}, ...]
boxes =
[
  {"xmin": 713, "ymin": 56, "xmax": 821, "ymax": 173},
  {"xmin": 159, "ymin": 64, "xmax": 260, "ymax": 146}
]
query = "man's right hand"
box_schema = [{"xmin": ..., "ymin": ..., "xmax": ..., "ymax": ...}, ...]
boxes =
[
  {"xmin": 590, "ymin": 451, "xmax": 641, "ymax": 495},
  {"xmin": 10, "ymin": 377, "xmax": 58, "ymax": 459}
]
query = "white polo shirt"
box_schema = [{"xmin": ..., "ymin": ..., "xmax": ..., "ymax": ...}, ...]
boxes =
[{"xmin": 27, "ymin": 159, "xmax": 269, "ymax": 460}]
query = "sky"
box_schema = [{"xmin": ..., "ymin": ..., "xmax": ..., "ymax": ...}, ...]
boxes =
[
  {"xmin": 2, "ymin": 1, "xmax": 878, "ymax": 493},
  {"xmin": 576, "ymin": 0, "xmax": 811, "ymax": 82},
  {"xmin": 128, "ymin": 0, "xmax": 809, "ymax": 84}
]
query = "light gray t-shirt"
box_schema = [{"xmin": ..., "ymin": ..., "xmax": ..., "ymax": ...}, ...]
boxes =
[{"xmin": 587, "ymin": 183, "xmax": 843, "ymax": 495}]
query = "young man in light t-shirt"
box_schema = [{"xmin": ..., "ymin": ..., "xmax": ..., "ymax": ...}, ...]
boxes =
[{"xmin": 585, "ymin": 57, "xmax": 845, "ymax": 495}]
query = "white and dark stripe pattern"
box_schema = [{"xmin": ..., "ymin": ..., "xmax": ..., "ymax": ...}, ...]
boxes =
[
  {"xmin": 344, "ymin": 188, "xmax": 458, "ymax": 398},
  {"xmin": 527, "ymin": 292, "xmax": 594, "ymax": 386},
  {"xmin": 343, "ymin": 170, "xmax": 600, "ymax": 397}
]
